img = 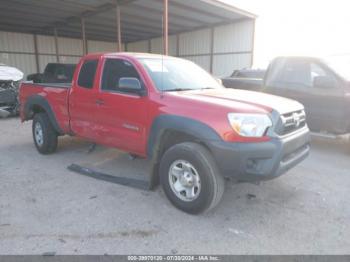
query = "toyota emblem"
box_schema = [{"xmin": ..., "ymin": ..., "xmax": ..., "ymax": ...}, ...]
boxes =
[{"xmin": 293, "ymin": 113, "xmax": 300, "ymax": 127}]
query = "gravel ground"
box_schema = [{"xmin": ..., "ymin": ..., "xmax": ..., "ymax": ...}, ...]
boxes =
[{"xmin": 0, "ymin": 117, "xmax": 349, "ymax": 255}]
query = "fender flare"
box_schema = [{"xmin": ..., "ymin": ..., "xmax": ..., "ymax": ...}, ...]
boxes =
[
  {"xmin": 147, "ymin": 114, "xmax": 221, "ymax": 160},
  {"xmin": 23, "ymin": 95, "xmax": 64, "ymax": 135}
]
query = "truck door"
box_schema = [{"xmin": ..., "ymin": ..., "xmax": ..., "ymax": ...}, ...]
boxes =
[
  {"xmin": 93, "ymin": 58, "xmax": 149, "ymax": 156},
  {"xmin": 265, "ymin": 59, "xmax": 345, "ymax": 132},
  {"xmin": 69, "ymin": 58, "xmax": 100, "ymax": 139}
]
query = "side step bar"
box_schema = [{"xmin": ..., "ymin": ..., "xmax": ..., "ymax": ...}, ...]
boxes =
[{"xmin": 67, "ymin": 164, "xmax": 150, "ymax": 191}]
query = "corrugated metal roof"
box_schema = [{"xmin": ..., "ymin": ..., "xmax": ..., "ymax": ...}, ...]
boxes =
[{"xmin": 0, "ymin": 0, "xmax": 256, "ymax": 43}]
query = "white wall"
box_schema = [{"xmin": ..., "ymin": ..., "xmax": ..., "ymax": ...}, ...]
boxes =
[
  {"xmin": 88, "ymin": 40, "xmax": 124, "ymax": 53},
  {"xmin": 127, "ymin": 19, "xmax": 255, "ymax": 76},
  {"xmin": 0, "ymin": 19, "xmax": 254, "ymax": 78},
  {"xmin": 150, "ymin": 36, "xmax": 177, "ymax": 56},
  {"xmin": 179, "ymin": 29, "xmax": 211, "ymax": 56},
  {"xmin": 0, "ymin": 32, "xmax": 36, "ymax": 78},
  {"xmin": 0, "ymin": 31, "xmax": 124, "ymax": 77},
  {"xmin": 127, "ymin": 40, "xmax": 149, "ymax": 53},
  {"xmin": 212, "ymin": 20, "xmax": 254, "ymax": 76}
]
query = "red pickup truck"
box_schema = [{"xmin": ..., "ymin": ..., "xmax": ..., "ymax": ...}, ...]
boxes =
[{"xmin": 20, "ymin": 53, "xmax": 310, "ymax": 214}]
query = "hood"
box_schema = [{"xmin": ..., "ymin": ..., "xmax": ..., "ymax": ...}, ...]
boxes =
[
  {"xmin": 0, "ymin": 64, "xmax": 24, "ymax": 81},
  {"xmin": 172, "ymin": 88, "xmax": 304, "ymax": 115}
]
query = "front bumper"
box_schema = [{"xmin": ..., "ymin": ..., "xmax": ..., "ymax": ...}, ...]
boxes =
[{"xmin": 207, "ymin": 126, "xmax": 310, "ymax": 182}]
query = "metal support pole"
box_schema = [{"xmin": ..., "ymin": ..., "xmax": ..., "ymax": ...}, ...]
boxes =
[
  {"xmin": 250, "ymin": 19, "xmax": 256, "ymax": 67},
  {"xmin": 81, "ymin": 17, "xmax": 87, "ymax": 55},
  {"xmin": 116, "ymin": 5, "xmax": 122, "ymax": 52},
  {"xmin": 53, "ymin": 27, "xmax": 59, "ymax": 62},
  {"xmin": 176, "ymin": 34, "xmax": 180, "ymax": 57},
  {"xmin": 148, "ymin": 39, "xmax": 152, "ymax": 53},
  {"xmin": 33, "ymin": 34, "xmax": 40, "ymax": 73},
  {"xmin": 163, "ymin": 0, "xmax": 169, "ymax": 55},
  {"xmin": 209, "ymin": 27, "xmax": 215, "ymax": 74}
]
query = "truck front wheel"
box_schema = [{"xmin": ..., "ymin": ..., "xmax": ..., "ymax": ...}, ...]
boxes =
[
  {"xmin": 159, "ymin": 142, "xmax": 225, "ymax": 214},
  {"xmin": 32, "ymin": 113, "xmax": 58, "ymax": 154}
]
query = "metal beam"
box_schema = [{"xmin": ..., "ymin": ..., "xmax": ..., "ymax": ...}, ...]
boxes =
[
  {"xmin": 53, "ymin": 27, "xmax": 59, "ymax": 62},
  {"xmin": 129, "ymin": 18, "xmax": 252, "ymax": 44},
  {"xmin": 33, "ymin": 34, "xmax": 40, "ymax": 73},
  {"xmin": 153, "ymin": 0, "xmax": 231, "ymax": 21},
  {"xmin": 250, "ymin": 19, "xmax": 256, "ymax": 67},
  {"xmin": 209, "ymin": 27, "xmax": 214, "ymax": 73},
  {"xmin": 148, "ymin": 39, "xmax": 152, "ymax": 53},
  {"xmin": 81, "ymin": 17, "xmax": 87, "ymax": 55},
  {"xmin": 53, "ymin": 28, "xmax": 142, "ymax": 42},
  {"xmin": 129, "ymin": 2, "xmax": 206, "ymax": 25},
  {"xmin": 53, "ymin": 22, "xmax": 150, "ymax": 38},
  {"xmin": 163, "ymin": 0, "xmax": 168, "ymax": 55},
  {"xmin": 89, "ymin": 14, "xmax": 183, "ymax": 33},
  {"xmin": 116, "ymin": 5, "xmax": 122, "ymax": 52},
  {"xmin": 176, "ymin": 34, "xmax": 180, "ymax": 56},
  {"xmin": 119, "ymin": 5, "xmax": 195, "ymax": 30},
  {"xmin": 38, "ymin": 0, "xmax": 137, "ymax": 32}
]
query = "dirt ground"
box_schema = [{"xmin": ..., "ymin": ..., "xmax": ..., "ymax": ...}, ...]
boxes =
[{"xmin": 0, "ymin": 117, "xmax": 349, "ymax": 255}]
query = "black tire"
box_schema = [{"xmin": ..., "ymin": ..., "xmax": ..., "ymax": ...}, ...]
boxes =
[
  {"xmin": 32, "ymin": 113, "xmax": 58, "ymax": 154},
  {"xmin": 159, "ymin": 142, "xmax": 225, "ymax": 214}
]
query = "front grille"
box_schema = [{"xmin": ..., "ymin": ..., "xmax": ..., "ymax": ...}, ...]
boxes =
[{"xmin": 275, "ymin": 110, "xmax": 306, "ymax": 136}]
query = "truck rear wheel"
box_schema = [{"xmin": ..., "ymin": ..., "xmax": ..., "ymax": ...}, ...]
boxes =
[
  {"xmin": 32, "ymin": 113, "xmax": 58, "ymax": 154},
  {"xmin": 159, "ymin": 142, "xmax": 224, "ymax": 214}
]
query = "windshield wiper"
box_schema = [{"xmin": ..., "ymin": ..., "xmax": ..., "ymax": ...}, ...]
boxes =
[
  {"xmin": 164, "ymin": 88, "xmax": 193, "ymax": 92},
  {"xmin": 164, "ymin": 87, "xmax": 217, "ymax": 92},
  {"xmin": 200, "ymin": 87, "xmax": 216, "ymax": 90}
]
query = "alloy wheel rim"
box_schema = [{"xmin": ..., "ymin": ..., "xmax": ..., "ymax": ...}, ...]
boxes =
[
  {"xmin": 168, "ymin": 160, "xmax": 201, "ymax": 202},
  {"xmin": 34, "ymin": 122, "xmax": 44, "ymax": 146}
]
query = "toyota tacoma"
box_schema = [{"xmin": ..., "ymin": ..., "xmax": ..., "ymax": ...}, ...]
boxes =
[{"xmin": 20, "ymin": 53, "xmax": 310, "ymax": 214}]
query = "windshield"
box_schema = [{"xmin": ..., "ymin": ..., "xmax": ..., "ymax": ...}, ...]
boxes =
[
  {"xmin": 324, "ymin": 55, "xmax": 350, "ymax": 81},
  {"xmin": 140, "ymin": 57, "xmax": 222, "ymax": 91}
]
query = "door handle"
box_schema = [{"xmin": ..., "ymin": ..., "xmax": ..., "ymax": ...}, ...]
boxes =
[{"xmin": 95, "ymin": 99, "xmax": 105, "ymax": 105}]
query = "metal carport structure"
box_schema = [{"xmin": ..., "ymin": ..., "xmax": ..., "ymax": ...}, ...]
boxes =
[{"xmin": 0, "ymin": 0, "xmax": 256, "ymax": 76}]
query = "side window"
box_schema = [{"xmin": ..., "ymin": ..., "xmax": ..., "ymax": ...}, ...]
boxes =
[
  {"xmin": 45, "ymin": 64, "xmax": 55, "ymax": 76},
  {"xmin": 266, "ymin": 59, "xmax": 312, "ymax": 88},
  {"xmin": 311, "ymin": 63, "xmax": 327, "ymax": 79},
  {"xmin": 77, "ymin": 59, "xmax": 98, "ymax": 89},
  {"xmin": 101, "ymin": 59, "xmax": 141, "ymax": 93},
  {"xmin": 55, "ymin": 66, "xmax": 68, "ymax": 80},
  {"xmin": 310, "ymin": 63, "xmax": 337, "ymax": 88},
  {"xmin": 280, "ymin": 60, "xmax": 312, "ymax": 87}
]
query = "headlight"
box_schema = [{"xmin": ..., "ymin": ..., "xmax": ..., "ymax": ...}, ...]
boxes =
[{"xmin": 228, "ymin": 113, "xmax": 272, "ymax": 137}]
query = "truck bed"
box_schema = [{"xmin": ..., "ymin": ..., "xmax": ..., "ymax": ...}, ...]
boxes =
[
  {"xmin": 22, "ymin": 82, "xmax": 71, "ymax": 89},
  {"xmin": 19, "ymin": 82, "xmax": 71, "ymax": 133}
]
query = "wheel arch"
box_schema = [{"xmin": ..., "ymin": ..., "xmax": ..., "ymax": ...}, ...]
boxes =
[
  {"xmin": 23, "ymin": 95, "xmax": 64, "ymax": 135},
  {"xmin": 147, "ymin": 115, "xmax": 222, "ymax": 189}
]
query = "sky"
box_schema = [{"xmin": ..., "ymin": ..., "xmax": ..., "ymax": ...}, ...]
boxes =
[{"xmin": 222, "ymin": 0, "xmax": 350, "ymax": 68}]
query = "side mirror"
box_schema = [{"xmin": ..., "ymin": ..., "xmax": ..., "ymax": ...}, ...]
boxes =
[
  {"xmin": 215, "ymin": 77, "xmax": 223, "ymax": 85},
  {"xmin": 313, "ymin": 76, "xmax": 336, "ymax": 88},
  {"xmin": 118, "ymin": 77, "xmax": 145, "ymax": 95}
]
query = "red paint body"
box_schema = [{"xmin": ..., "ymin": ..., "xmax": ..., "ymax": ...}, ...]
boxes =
[{"xmin": 20, "ymin": 53, "xmax": 300, "ymax": 157}]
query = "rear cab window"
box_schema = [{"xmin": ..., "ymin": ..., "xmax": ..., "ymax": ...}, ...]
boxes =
[
  {"xmin": 77, "ymin": 59, "xmax": 98, "ymax": 89},
  {"xmin": 266, "ymin": 59, "xmax": 312, "ymax": 88},
  {"xmin": 266, "ymin": 58, "xmax": 338, "ymax": 90}
]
